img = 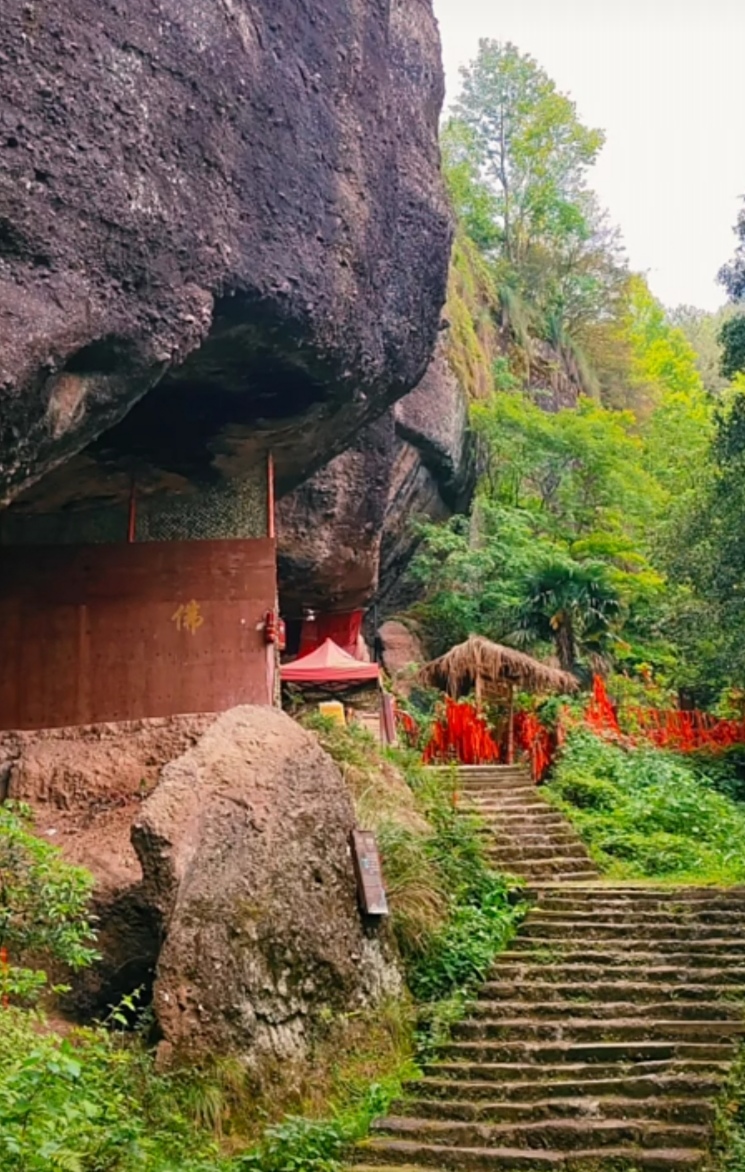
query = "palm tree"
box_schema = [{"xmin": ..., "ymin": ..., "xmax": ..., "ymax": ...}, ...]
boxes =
[{"xmin": 515, "ymin": 561, "xmax": 622, "ymax": 674}]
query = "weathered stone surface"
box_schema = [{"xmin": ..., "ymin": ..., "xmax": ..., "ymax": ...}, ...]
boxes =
[
  {"xmin": 0, "ymin": 0, "xmax": 451, "ymax": 509},
  {"xmin": 377, "ymin": 619, "xmax": 424, "ymax": 681},
  {"xmin": 277, "ymin": 415, "xmax": 394, "ymax": 615},
  {"xmin": 278, "ymin": 343, "xmax": 474, "ymax": 616},
  {"xmin": 133, "ymin": 707, "xmax": 400, "ymax": 1064}
]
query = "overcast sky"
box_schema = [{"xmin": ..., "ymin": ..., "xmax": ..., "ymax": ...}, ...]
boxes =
[{"xmin": 432, "ymin": 0, "xmax": 745, "ymax": 312}]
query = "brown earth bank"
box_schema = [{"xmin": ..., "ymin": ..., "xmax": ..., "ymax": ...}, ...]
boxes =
[
  {"xmin": 3, "ymin": 708, "xmax": 400, "ymax": 1078},
  {"xmin": 0, "ymin": 0, "xmax": 451, "ymax": 511},
  {"xmin": 0, "ymin": 714, "xmax": 217, "ymax": 1016}
]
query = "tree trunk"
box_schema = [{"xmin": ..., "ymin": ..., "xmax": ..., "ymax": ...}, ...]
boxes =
[{"xmin": 555, "ymin": 615, "xmax": 576, "ymax": 674}]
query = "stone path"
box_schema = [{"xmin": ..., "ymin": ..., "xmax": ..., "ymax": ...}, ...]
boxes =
[{"xmin": 351, "ymin": 764, "xmax": 745, "ymax": 1171}]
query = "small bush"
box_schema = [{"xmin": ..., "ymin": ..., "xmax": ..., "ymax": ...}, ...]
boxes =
[
  {"xmin": 0, "ymin": 1007, "xmax": 231, "ymax": 1172},
  {"xmin": 0, "ymin": 802, "xmax": 98, "ymax": 1001}
]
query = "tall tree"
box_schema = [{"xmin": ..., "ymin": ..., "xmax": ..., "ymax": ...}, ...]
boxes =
[
  {"xmin": 453, "ymin": 41, "xmax": 604, "ymax": 270},
  {"xmin": 669, "ymin": 304, "xmax": 736, "ymax": 395},
  {"xmin": 717, "ymin": 202, "xmax": 745, "ymax": 380}
]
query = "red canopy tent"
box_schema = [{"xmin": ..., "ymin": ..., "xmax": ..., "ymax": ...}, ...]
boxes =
[{"xmin": 281, "ymin": 638, "xmax": 380, "ymax": 685}]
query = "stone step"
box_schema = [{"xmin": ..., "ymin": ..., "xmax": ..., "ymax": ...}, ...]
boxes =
[
  {"xmin": 493, "ymin": 864, "xmax": 599, "ymax": 881},
  {"xmin": 489, "ymin": 853, "xmax": 596, "ymax": 868},
  {"xmin": 479, "ymin": 811, "xmax": 563, "ymax": 823},
  {"xmin": 440, "ymin": 1040, "xmax": 737, "ymax": 1065},
  {"xmin": 466, "ymin": 792, "xmax": 548, "ymax": 805},
  {"xmin": 391, "ymin": 1095, "xmax": 716, "ymax": 1125},
  {"xmin": 488, "ymin": 837, "xmax": 584, "ymax": 852},
  {"xmin": 531, "ymin": 900, "xmax": 745, "ymax": 918},
  {"xmin": 450, "ymin": 1018, "xmax": 745, "ymax": 1044},
  {"xmin": 487, "ymin": 844, "xmax": 591, "ymax": 862},
  {"xmin": 475, "ymin": 802, "xmax": 557, "ymax": 815},
  {"xmin": 477, "ymin": 980, "xmax": 745, "ymax": 1003},
  {"xmin": 368, "ymin": 1115, "xmax": 709, "ymax": 1151},
  {"xmin": 451, "ymin": 767, "xmax": 531, "ymax": 776},
  {"xmin": 468, "ymin": 999, "xmax": 744, "ymax": 1022},
  {"xmin": 464, "ymin": 778, "xmax": 537, "ymax": 787},
  {"xmin": 425, "ymin": 1058, "xmax": 732, "ymax": 1085},
  {"xmin": 531, "ymin": 883, "xmax": 745, "ymax": 898},
  {"xmin": 518, "ymin": 919, "xmax": 745, "ymax": 941},
  {"xmin": 492, "ymin": 962, "xmax": 745, "ymax": 984},
  {"xmin": 351, "ymin": 787, "xmax": 744, "ymax": 1172},
  {"xmin": 409, "ymin": 1072, "xmax": 725, "ymax": 1104},
  {"xmin": 351, "ymin": 1146, "xmax": 707, "ymax": 1170}
]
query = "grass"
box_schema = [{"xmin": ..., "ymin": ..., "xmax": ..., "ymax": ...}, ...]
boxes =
[
  {"xmin": 0, "ymin": 997, "xmax": 416, "ymax": 1172},
  {"xmin": 544, "ymin": 729, "xmax": 745, "ymax": 885},
  {"xmin": 304, "ymin": 716, "xmax": 527, "ymax": 1050}
]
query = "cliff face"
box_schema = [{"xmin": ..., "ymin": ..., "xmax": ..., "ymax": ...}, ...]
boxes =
[
  {"xmin": 0, "ymin": 0, "xmax": 451, "ymax": 511},
  {"xmin": 278, "ymin": 340, "xmax": 474, "ymax": 616}
]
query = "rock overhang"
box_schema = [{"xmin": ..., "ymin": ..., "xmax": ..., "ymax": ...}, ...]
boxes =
[{"xmin": 0, "ymin": 0, "xmax": 452, "ymax": 514}]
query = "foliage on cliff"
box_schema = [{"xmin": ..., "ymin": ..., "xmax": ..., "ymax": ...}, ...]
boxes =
[{"xmin": 412, "ymin": 38, "xmax": 745, "ymax": 704}]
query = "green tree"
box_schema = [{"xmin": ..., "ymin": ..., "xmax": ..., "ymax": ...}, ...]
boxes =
[
  {"xmin": 669, "ymin": 303, "xmax": 736, "ymax": 394},
  {"xmin": 471, "ymin": 389, "xmax": 661, "ymax": 539},
  {"xmin": 515, "ymin": 560, "xmax": 622, "ymax": 673},
  {"xmin": 454, "ymin": 40, "xmax": 604, "ymax": 269},
  {"xmin": 717, "ymin": 202, "xmax": 745, "ymax": 380},
  {"xmin": 440, "ymin": 119, "xmax": 501, "ymax": 255},
  {"xmin": 718, "ymin": 203, "xmax": 745, "ymax": 301},
  {"xmin": 719, "ymin": 315, "xmax": 745, "ymax": 380},
  {"xmin": 409, "ymin": 388, "xmax": 663, "ymax": 672}
]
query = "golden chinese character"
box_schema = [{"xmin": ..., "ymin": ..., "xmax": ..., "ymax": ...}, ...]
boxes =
[{"xmin": 171, "ymin": 600, "xmax": 204, "ymax": 635}]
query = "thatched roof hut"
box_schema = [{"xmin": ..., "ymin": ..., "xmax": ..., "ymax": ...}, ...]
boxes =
[
  {"xmin": 420, "ymin": 636, "xmax": 578, "ymax": 764},
  {"xmin": 420, "ymin": 635, "xmax": 579, "ymax": 700}
]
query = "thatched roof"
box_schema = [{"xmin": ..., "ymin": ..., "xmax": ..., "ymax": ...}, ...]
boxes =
[{"xmin": 420, "ymin": 635, "xmax": 579, "ymax": 698}]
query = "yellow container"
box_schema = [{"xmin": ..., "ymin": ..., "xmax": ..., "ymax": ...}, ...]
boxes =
[{"xmin": 319, "ymin": 700, "xmax": 346, "ymax": 726}]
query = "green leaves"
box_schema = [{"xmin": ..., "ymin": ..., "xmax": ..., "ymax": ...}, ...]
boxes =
[
  {"xmin": 547, "ymin": 730, "xmax": 745, "ymax": 884},
  {"xmin": 454, "ymin": 40, "xmax": 603, "ymax": 270},
  {"xmin": 0, "ymin": 1009, "xmax": 228, "ymax": 1172},
  {"xmin": 515, "ymin": 560, "xmax": 622, "ymax": 672},
  {"xmin": 0, "ymin": 803, "xmax": 98, "ymax": 1003}
]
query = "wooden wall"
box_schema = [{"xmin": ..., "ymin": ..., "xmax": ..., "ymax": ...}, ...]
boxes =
[{"xmin": 0, "ymin": 539, "xmax": 277, "ymax": 729}]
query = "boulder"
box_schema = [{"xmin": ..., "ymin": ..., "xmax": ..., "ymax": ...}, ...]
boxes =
[
  {"xmin": 378, "ymin": 620, "xmax": 425, "ymax": 683},
  {"xmin": 133, "ymin": 707, "xmax": 400, "ymax": 1066},
  {"xmin": 278, "ymin": 342, "xmax": 475, "ymax": 617},
  {"xmin": 0, "ymin": 0, "xmax": 451, "ymax": 510}
]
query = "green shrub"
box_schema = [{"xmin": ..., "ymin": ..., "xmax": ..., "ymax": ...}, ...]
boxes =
[
  {"xmin": 0, "ymin": 1008, "xmax": 232, "ymax": 1172},
  {"xmin": 0, "ymin": 803, "xmax": 98, "ymax": 1001},
  {"xmin": 546, "ymin": 730, "xmax": 745, "ymax": 883}
]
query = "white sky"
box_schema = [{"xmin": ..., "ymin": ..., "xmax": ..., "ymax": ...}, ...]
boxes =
[{"xmin": 433, "ymin": 0, "xmax": 745, "ymax": 311}]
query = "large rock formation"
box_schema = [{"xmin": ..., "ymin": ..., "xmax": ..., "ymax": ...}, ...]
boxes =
[
  {"xmin": 278, "ymin": 339, "xmax": 474, "ymax": 615},
  {"xmin": 3, "ymin": 709, "xmax": 400, "ymax": 1066},
  {"xmin": 0, "ymin": 0, "xmax": 450, "ymax": 513},
  {"xmin": 134, "ymin": 707, "xmax": 399, "ymax": 1066}
]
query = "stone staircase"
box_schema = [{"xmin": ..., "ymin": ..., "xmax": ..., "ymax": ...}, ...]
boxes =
[
  {"xmin": 350, "ymin": 765, "xmax": 745, "ymax": 1171},
  {"xmin": 453, "ymin": 764, "xmax": 599, "ymax": 884}
]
